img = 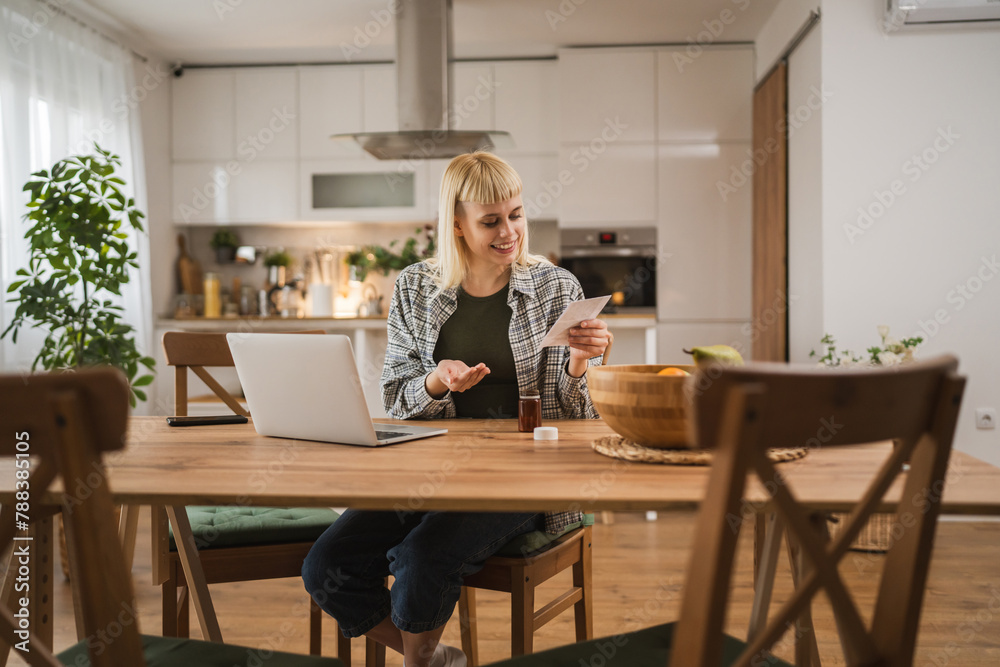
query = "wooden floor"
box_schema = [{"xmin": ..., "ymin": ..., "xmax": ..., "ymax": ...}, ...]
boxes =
[{"xmin": 10, "ymin": 512, "xmax": 1000, "ymax": 666}]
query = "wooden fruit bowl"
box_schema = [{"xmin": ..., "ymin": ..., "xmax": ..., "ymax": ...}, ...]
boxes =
[{"xmin": 586, "ymin": 364, "xmax": 696, "ymax": 448}]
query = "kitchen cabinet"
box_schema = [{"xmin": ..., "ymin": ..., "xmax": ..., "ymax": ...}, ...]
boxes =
[
  {"xmin": 500, "ymin": 154, "xmax": 560, "ymax": 220},
  {"xmin": 229, "ymin": 160, "xmax": 299, "ymax": 222},
  {"xmin": 452, "ymin": 62, "xmax": 494, "ymax": 132},
  {"xmin": 557, "ymin": 48, "xmax": 656, "ymax": 144},
  {"xmin": 557, "ymin": 144, "xmax": 656, "ymax": 225},
  {"xmin": 235, "ymin": 68, "xmax": 299, "ymax": 159},
  {"xmin": 300, "ymin": 158, "xmax": 430, "ymax": 222},
  {"xmin": 363, "ymin": 64, "xmax": 398, "ymax": 133},
  {"xmin": 172, "ymin": 70, "xmax": 235, "ymax": 161},
  {"xmin": 172, "ymin": 162, "xmax": 233, "ymax": 224},
  {"xmin": 657, "ymin": 48, "xmax": 753, "ymax": 142},
  {"xmin": 657, "ymin": 144, "xmax": 752, "ymax": 320},
  {"xmin": 172, "ymin": 160, "xmax": 298, "ymax": 224},
  {"xmin": 494, "ymin": 61, "xmax": 558, "ymax": 153},
  {"xmin": 298, "ymin": 66, "xmax": 366, "ymax": 159}
]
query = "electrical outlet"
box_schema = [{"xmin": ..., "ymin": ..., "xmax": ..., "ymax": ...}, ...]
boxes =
[{"xmin": 975, "ymin": 408, "xmax": 996, "ymax": 430}]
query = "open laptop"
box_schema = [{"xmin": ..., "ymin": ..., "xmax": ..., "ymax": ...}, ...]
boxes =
[{"xmin": 226, "ymin": 333, "xmax": 447, "ymax": 446}]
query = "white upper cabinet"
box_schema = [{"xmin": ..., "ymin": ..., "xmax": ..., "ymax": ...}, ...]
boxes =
[
  {"xmin": 172, "ymin": 162, "xmax": 232, "ymax": 224},
  {"xmin": 229, "ymin": 160, "xmax": 299, "ymax": 222},
  {"xmin": 557, "ymin": 144, "xmax": 656, "ymax": 225},
  {"xmin": 500, "ymin": 154, "xmax": 560, "ymax": 220},
  {"xmin": 558, "ymin": 49, "xmax": 656, "ymax": 144},
  {"xmin": 657, "ymin": 144, "xmax": 752, "ymax": 320},
  {"xmin": 172, "ymin": 70, "xmax": 235, "ymax": 161},
  {"xmin": 494, "ymin": 61, "xmax": 558, "ymax": 153},
  {"xmin": 657, "ymin": 48, "xmax": 753, "ymax": 143},
  {"xmin": 452, "ymin": 62, "xmax": 494, "ymax": 132},
  {"xmin": 234, "ymin": 68, "xmax": 298, "ymax": 159},
  {"xmin": 363, "ymin": 64, "xmax": 398, "ymax": 133},
  {"xmin": 298, "ymin": 66, "xmax": 365, "ymax": 159}
]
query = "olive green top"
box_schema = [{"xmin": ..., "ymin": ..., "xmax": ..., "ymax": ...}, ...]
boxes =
[{"xmin": 433, "ymin": 283, "xmax": 518, "ymax": 419}]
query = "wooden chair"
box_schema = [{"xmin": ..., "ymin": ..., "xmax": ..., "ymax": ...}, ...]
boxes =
[
  {"xmin": 152, "ymin": 331, "xmax": 352, "ymax": 661},
  {"xmin": 484, "ymin": 355, "xmax": 965, "ymax": 667},
  {"xmin": 458, "ymin": 519, "xmax": 593, "ymax": 665},
  {"xmin": 0, "ymin": 367, "xmax": 345, "ymax": 667}
]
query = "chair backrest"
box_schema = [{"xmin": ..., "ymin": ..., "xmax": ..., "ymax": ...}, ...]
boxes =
[
  {"xmin": 0, "ymin": 368, "xmax": 145, "ymax": 667},
  {"xmin": 670, "ymin": 356, "xmax": 965, "ymax": 667},
  {"xmin": 162, "ymin": 330, "xmax": 324, "ymax": 416}
]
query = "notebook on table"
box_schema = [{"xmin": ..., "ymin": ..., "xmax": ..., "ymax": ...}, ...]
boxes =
[{"xmin": 227, "ymin": 332, "xmax": 447, "ymax": 446}]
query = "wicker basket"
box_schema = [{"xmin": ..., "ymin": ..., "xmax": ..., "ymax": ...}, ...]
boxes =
[{"xmin": 828, "ymin": 511, "xmax": 893, "ymax": 552}]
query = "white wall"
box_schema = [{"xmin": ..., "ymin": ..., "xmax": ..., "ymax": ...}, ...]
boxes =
[
  {"xmin": 754, "ymin": 0, "xmax": 821, "ymax": 83},
  {"xmin": 137, "ymin": 58, "xmax": 175, "ymax": 338},
  {"xmin": 820, "ymin": 1, "xmax": 1000, "ymax": 464}
]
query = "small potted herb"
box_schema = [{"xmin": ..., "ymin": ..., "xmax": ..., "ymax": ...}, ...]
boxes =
[
  {"xmin": 210, "ymin": 228, "xmax": 239, "ymax": 263},
  {"xmin": 346, "ymin": 225, "xmax": 436, "ymax": 282},
  {"xmin": 263, "ymin": 249, "xmax": 293, "ymax": 287}
]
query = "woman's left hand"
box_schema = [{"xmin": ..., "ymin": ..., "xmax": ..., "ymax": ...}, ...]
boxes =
[{"xmin": 568, "ymin": 319, "xmax": 611, "ymax": 362}]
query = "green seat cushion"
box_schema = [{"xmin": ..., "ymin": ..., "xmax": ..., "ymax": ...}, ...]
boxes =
[
  {"xmin": 482, "ymin": 622, "xmax": 793, "ymax": 667},
  {"xmin": 168, "ymin": 506, "xmax": 339, "ymax": 551},
  {"xmin": 495, "ymin": 514, "xmax": 595, "ymax": 558},
  {"xmin": 58, "ymin": 634, "xmax": 345, "ymax": 666}
]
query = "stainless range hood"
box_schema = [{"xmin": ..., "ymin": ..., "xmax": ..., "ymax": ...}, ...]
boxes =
[{"xmin": 334, "ymin": 0, "xmax": 512, "ymax": 160}]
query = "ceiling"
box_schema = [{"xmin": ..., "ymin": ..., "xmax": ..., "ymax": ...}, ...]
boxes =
[{"xmin": 79, "ymin": 0, "xmax": 780, "ymax": 65}]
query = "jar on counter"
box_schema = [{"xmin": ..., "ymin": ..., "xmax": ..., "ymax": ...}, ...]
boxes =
[{"xmin": 203, "ymin": 272, "xmax": 221, "ymax": 318}]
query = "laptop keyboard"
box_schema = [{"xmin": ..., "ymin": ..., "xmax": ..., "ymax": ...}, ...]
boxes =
[{"xmin": 375, "ymin": 429, "xmax": 411, "ymax": 440}]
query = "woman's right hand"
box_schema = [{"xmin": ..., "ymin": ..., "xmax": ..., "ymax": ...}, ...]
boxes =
[{"xmin": 426, "ymin": 359, "xmax": 490, "ymax": 398}]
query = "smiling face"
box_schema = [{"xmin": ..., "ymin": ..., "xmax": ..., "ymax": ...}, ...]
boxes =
[{"xmin": 454, "ymin": 195, "xmax": 526, "ymax": 274}]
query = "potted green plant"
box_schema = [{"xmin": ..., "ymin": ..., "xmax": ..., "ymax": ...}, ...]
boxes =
[
  {"xmin": 346, "ymin": 225, "xmax": 436, "ymax": 282},
  {"xmin": 263, "ymin": 249, "xmax": 293, "ymax": 292},
  {"xmin": 210, "ymin": 228, "xmax": 239, "ymax": 263},
  {"xmin": 1, "ymin": 144, "xmax": 155, "ymax": 406},
  {"xmin": 263, "ymin": 249, "xmax": 292, "ymax": 268}
]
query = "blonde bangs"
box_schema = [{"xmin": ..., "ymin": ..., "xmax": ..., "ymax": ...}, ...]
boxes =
[
  {"xmin": 455, "ymin": 157, "xmax": 522, "ymax": 205},
  {"xmin": 430, "ymin": 151, "xmax": 542, "ymax": 292}
]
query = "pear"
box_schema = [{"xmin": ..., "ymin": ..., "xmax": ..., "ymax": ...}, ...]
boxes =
[{"xmin": 682, "ymin": 345, "xmax": 745, "ymax": 368}]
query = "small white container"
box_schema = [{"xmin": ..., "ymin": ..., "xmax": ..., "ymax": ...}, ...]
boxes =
[
  {"xmin": 310, "ymin": 283, "xmax": 333, "ymax": 318},
  {"xmin": 533, "ymin": 426, "xmax": 558, "ymax": 441}
]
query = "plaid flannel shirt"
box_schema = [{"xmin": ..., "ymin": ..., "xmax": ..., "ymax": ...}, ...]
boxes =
[{"xmin": 380, "ymin": 260, "xmax": 600, "ymax": 532}]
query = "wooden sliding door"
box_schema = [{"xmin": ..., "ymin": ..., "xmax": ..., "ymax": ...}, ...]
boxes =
[{"xmin": 751, "ymin": 63, "xmax": 788, "ymax": 362}]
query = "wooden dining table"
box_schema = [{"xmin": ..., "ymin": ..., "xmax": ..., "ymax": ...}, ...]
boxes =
[{"xmin": 3, "ymin": 416, "xmax": 1000, "ymax": 657}]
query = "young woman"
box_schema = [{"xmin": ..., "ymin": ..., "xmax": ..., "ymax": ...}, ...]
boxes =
[{"xmin": 303, "ymin": 151, "xmax": 610, "ymax": 667}]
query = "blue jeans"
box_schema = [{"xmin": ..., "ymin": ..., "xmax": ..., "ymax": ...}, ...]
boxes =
[{"xmin": 302, "ymin": 509, "xmax": 543, "ymax": 637}]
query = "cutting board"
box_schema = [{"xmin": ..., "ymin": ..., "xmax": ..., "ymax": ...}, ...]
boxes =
[{"xmin": 176, "ymin": 233, "xmax": 203, "ymax": 295}]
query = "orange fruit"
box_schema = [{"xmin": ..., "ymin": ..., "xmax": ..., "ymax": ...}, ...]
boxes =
[{"xmin": 657, "ymin": 367, "xmax": 689, "ymax": 377}]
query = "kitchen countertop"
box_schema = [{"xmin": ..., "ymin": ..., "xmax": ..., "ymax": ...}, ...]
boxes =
[
  {"xmin": 156, "ymin": 315, "xmax": 391, "ymax": 330},
  {"xmin": 157, "ymin": 313, "xmax": 658, "ymax": 331}
]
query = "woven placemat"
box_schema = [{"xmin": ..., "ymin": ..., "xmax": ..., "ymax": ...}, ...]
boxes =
[{"xmin": 592, "ymin": 434, "xmax": 808, "ymax": 466}]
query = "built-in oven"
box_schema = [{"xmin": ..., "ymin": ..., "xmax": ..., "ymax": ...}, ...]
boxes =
[{"xmin": 558, "ymin": 227, "xmax": 657, "ymax": 314}]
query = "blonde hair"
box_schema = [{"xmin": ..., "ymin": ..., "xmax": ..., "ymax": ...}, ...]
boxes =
[{"xmin": 425, "ymin": 151, "xmax": 547, "ymax": 290}]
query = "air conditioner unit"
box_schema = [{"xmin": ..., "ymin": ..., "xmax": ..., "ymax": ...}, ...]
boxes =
[{"xmin": 885, "ymin": 0, "xmax": 1000, "ymax": 28}]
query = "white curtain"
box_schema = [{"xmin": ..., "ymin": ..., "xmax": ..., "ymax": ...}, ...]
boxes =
[{"xmin": 0, "ymin": 0, "xmax": 152, "ymax": 387}]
